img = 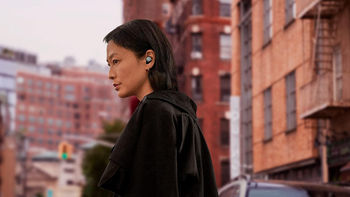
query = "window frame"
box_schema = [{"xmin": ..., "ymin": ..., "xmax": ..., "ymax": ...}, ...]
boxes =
[
  {"xmin": 191, "ymin": 75, "xmax": 203, "ymax": 102},
  {"xmin": 263, "ymin": 0, "xmax": 273, "ymax": 45},
  {"xmin": 286, "ymin": 71, "xmax": 296, "ymax": 132},
  {"xmin": 220, "ymin": 74, "xmax": 231, "ymax": 102},
  {"xmin": 220, "ymin": 34, "xmax": 232, "ymax": 60},
  {"xmin": 264, "ymin": 87, "xmax": 272, "ymax": 140}
]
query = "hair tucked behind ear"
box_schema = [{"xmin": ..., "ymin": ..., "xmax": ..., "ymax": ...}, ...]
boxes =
[{"xmin": 103, "ymin": 19, "xmax": 178, "ymax": 91}]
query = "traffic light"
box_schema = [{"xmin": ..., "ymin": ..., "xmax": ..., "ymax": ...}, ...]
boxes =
[{"xmin": 58, "ymin": 141, "xmax": 73, "ymax": 160}]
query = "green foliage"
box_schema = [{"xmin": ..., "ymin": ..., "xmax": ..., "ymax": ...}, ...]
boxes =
[{"xmin": 81, "ymin": 119, "xmax": 125, "ymax": 197}]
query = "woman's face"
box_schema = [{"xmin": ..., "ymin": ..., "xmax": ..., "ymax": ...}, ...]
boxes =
[{"xmin": 107, "ymin": 41, "xmax": 151, "ymax": 99}]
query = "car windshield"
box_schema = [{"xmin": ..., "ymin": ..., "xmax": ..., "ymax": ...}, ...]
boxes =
[{"xmin": 248, "ymin": 188, "xmax": 350, "ymax": 197}]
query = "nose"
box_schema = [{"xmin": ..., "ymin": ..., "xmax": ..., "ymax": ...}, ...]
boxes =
[{"xmin": 108, "ymin": 67, "xmax": 115, "ymax": 80}]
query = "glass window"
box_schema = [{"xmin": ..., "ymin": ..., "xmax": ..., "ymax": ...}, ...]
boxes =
[
  {"xmin": 285, "ymin": 0, "xmax": 295, "ymax": 25},
  {"xmin": 28, "ymin": 126, "xmax": 35, "ymax": 132},
  {"xmin": 334, "ymin": 45, "xmax": 342, "ymax": 102},
  {"xmin": 192, "ymin": 0, "xmax": 202, "ymax": 15},
  {"xmin": 264, "ymin": 87, "xmax": 272, "ymax": 140},
  {"xmin": 29, "ymin": 116, "xmax": 36, "ymax": 123},
  {"xmin": 192, "ymin": 75, "xmax": 203, "ymax": 102},
  {"xmin": 248, "ymin": 188, "xmax": 309, "ymax": 197},
  {"xmin": 219, "ymin": 0, "xmax": 231, "ymax": 17},
  {"xmin": 191, "ymin": 33, "xmax": 203, "ymax": 59},
  {"xmin": 221, "ymin": 160, "xmax": 230, "ymax": 186},
  {"xmin": 220, "ymin": 119, "xmax": 230, "ymax": 146},
  {"xmin": 286, "ymin": 71, "xmax": 296, "ymax": 131},
  {"xmin": 220, "ymin": 34, "xmax": 232, "ymax": 60},
  {"xmin": 220, "ymin": 75, "xmax": 231, "ymax": 102},
  {"xmin": 65, "ymin": 85, "xmax": 75, "ymax": 92},
  {"xmin": 36, "ymin": 81, "xmax": 42, "ymax": 87},
  {"xmin": 47, "ymin": 118, "xmax": 54, "ymax": 125},
  {"xmin": 38, "ymin": 117, "xmax": 44, "ymax": 124},
  {"xmin": 263, "ymin": 0, "xmax": 272, "ymax": 45},
  {"xmin": 18, "ymin": 114, "xmax": 26, "ymax": 122}
]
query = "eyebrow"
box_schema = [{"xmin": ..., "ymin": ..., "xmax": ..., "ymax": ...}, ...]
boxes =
[{"xmin": 107, "ymin": 53, "xmax": 118, "ymax": 62}]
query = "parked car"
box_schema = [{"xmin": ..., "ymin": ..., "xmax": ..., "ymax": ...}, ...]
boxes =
[{"xmin": 218, "ymin": 176, "xmax": 350, "ymax": 197}]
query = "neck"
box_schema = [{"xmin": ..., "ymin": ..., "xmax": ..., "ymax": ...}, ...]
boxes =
[{"xmin": 136, "ymin": 83, "xmax": 154, "ymax": 101}]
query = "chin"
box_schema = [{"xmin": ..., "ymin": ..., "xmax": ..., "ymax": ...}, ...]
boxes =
[{"xmin": 117, "ymin": 91, "xmax": 132, "ymax": 98}]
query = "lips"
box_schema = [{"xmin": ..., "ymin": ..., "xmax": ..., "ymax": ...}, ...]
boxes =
[{"xmin": 113, "ymin": 83, "xmax": 121, "ymax": 90}]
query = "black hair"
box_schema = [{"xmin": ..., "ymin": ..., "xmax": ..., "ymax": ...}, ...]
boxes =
[{"xmin": 103, "ymin": 19, "xmax": 178, "ymax": 91}]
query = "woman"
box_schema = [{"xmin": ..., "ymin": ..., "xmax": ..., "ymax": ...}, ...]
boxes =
[{"xmin": 98, "ymin": 19, "xmax": 219, "ymax": 197}]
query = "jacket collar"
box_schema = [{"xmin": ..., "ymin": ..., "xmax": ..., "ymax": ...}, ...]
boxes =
[{"xmin": 143, "ymin": 90, "xmax": 198, "ymax": 121}]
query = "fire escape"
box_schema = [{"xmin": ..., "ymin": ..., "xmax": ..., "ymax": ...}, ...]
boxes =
[{"xmin": 299, "ymin": 0, "xmax": 350, "ymax": 120}]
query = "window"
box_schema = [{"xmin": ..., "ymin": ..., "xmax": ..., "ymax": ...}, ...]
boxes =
[
  {"xmin": 286, "ymin": 71, "xmax": 296, "ymax": 131},
  {"xmin": 38, "ymin": 128, "xmax": 44, "ymax": 133},
  {"xmin": 65, "ymin": 94, "xmax": 75, "ymax": 101},
  {"xmin": 219, "ymin": 0, "xmax": 231, "ymax": 17},
  {"xmin": 191, "ymin": 75, "xmax": 203, "ymax": 101},
  {"xmin": 36, "ymin": 81, "xmax": 43, "ymax": 87},
  {"xmin": 334, "ymin": 45, "xmax": 342, "ymax": 101},
  {"xmin": 264, "ymin": 87, "xmax": 272, "ymax": 140},
  {"xmin": 192, "ymin": 0, "xmax": 202, "ymax": 15},
  {"xmin": 46, "ymin": 82, "xmax": 51, "ymax": 89},
  {"xmin": 57, "ymin": 130, "xmax": 62, "ymax": 136},
  {"xmin": 18, "ymin": 94, "xmax": 26, "ymax": 101},
  {"xmin": 48, "ymin": 118, "xmax": 54, "ymax": 125},
  {"xmin": 56, "ymin": 120, "xmax": 62, "ymax": 127},
  {"xmin": 220, "ymin": 119, "xmax": 230, "ymax": 146},
  {"xmin": 220, "ymin": 75, "xmax": 231, "ymax": 102},
  {"xmin": 18, "ymin": 115, "xmax": 26, "ymax": 122},
  {"xmin": 29, "ymin": 116, "xmax": 36, "ymax": 123},
  {"xmin": 74, "ymin": 113, "xmax": 80, "ymax": 119},
  {"xmin": 48, "ymin": 129, "xmax": 54, "ymax": 135},
  {"xmin": 191, "ymin": 34, "xmax": 203, "ymax": 59},
  {"xmin": 285, "ymin": 0, "xmax": 295, "ymax": 25},
  {"xmin": 66, "ymin": 121, "xmax": 72, "ymax": 128},
  {"xmin": 27, "ymin": 79, "xmax": 33, "ymax": 86},
  {"xmin": 221, "ymin": 160, "xmax": 230, "ymax": 186},
  {"xmin": 65, "ymin": 85, "xmax": 75, "ymax": 92},
  {"xmin": 28, "ymin": 126, "xmax": 35, "ymax": 132},
  {"xmin": 220, "ymin": 34, "xmax": 232, "ymax": 60},
  {"xmin": 38, "ymin": 117, "xmax": 44, "ymax": 124},
  {"xmin": 263, "ymin": 0, "xmax": 272, "ymax": 45}
]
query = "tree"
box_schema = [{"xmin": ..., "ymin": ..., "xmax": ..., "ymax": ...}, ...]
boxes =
[{"xmin": 81, "ymin": 119, "xmax": 126, "ymax": 197}]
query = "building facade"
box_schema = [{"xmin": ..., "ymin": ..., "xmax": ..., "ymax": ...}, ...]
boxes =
[
  {"xmin": 0, "ymin": 46, "xmax": 24, "ymax": 197},
  {"xmin": 123, "ymin": 0, "xmax": 233, "ymax": 188},
  {"xmin": 166, "ymin": 0, "xmax": 232, "ymax": 187},
  {"xmin": 231, "ymin": 0, "xmax": 350, "ymax": 183},
  {"xmin": 16, "ymin": 66, "xmax": 129, "ymax": 152}
]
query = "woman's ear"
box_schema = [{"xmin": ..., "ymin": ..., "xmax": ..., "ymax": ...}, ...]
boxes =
[{"xmin": 144, "ymin": 50, "xmax": 155, "ymax": 69}]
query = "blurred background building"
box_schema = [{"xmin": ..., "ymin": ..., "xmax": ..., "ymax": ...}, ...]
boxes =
[
  {"xmin": 231, "ymin": 0, "xmax": 350, "ymax": 184},
  {"xmin": 125, "ymin": 0, "xmax": 233, "ymax": 187},
  {"xmin": 165, "ymin": 0, "xmax": 232, "ymax": 187}
]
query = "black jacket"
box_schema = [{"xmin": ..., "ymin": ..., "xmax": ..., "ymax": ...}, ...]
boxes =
[{"xmin": 98, "ymin": 90, "xmax": 219, "ymax": 197}]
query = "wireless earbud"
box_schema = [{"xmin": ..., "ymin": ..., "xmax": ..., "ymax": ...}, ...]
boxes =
[{"xmin": 146, "ymin": 57, "xmax": 152, "ymax": 64}]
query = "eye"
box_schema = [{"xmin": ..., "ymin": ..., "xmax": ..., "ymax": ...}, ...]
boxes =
[{"xmin": 113, "ymin": 60, "xmax": 118, "ymax": 64}]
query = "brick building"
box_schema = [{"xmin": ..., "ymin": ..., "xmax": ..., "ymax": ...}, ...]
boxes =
[
  {"xmin": 123, "ymin": 0, "xmax": 233, "ymax": 188},
  {"xmin": 231, "ymin": 0, "xmax": 350, "ymax": 183},
  {"xmin": 166, "ymin": 0, "xmax": 232, "ymax": 187},
  {"xmin": 16, "ymin": 66, "xmax": 129, "ymax": 152}
]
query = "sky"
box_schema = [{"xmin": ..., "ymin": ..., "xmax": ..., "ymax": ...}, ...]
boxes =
[{"xmin": 0, "ymin": 0, "xmax": 123, "ymax": 66}]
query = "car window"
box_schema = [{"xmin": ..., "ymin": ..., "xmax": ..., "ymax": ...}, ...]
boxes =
[
  {"xmin": 248, "ymin": 188, "xmax": 309, "ymax": 197},
  {"xmin": 220, "ymin": 185, "xmax": 240, "ymax": 197}
]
